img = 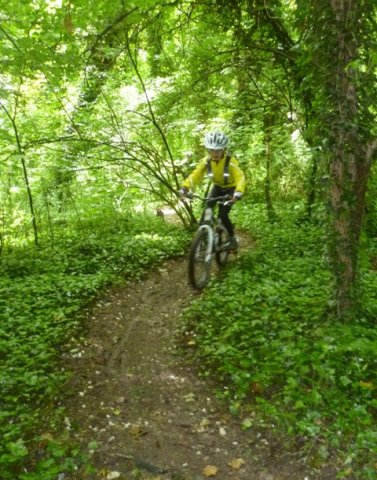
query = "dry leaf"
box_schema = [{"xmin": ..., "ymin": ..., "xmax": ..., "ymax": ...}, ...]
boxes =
[
  {"xmin": 250, "ymin": 381, "xmax": 264, "ymax": 394},
  {"xmin": 359, "ymin": 381, "xmax": 374, "ymax": 390},
  {"xmin": 39, "ymin": 432, "xmax": 54, "ymax": 442},
  {"xmin": 228, "ymin": 458, "xmax": 245, "ymax": 470},
  {"xmin": 343, "ymin": 467, "xmax": 353, "ymax": 476},
  {"xmin": 199, "ymin": 418, "xmax": 210, "ymax": 428},
  {"xmin": 203, "ymin": 465, "xmax": 219, "ymax": 477},
  {"xmin": 106, "ymin": 472, "xmax": 121, "ymax": 480},
  {"xmin": 129, "ymin": 424, "xmax": 144, "ymax": 437}
]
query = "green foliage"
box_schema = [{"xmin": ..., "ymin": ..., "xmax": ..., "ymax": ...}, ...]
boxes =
[
  {"xmin": 1, "ymin": 0, "xmax": 377, "ymax": 476},
  {"xmin": 0, "ymin": 212, "xmax": 189, "ymax": 479},
  {"xmin": 182, "ymin": 203, "xmax": 376, "ymax": 478}
]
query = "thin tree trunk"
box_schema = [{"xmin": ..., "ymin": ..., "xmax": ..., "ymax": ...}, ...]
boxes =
[
  {"xmin": 305, "ymin": 152, "xmax": 318, "ymax": 220},
  {"xmin": 0, "ymin": 101, "xmax": 39, "ymax": 246},
  {"xmin": 20, "ymin": 153, "xmax": 39, "ymax": 246},
  {"xmin": 42, "ymin": 179, "xmax": 54, "ymax": 246},
  {"xmin": 264, "ymin": 141, "xmax": 275, "ymax": 221},
  {"xmin": 263, "ymin": 112, "xmax": 276, "ymax": 222}
]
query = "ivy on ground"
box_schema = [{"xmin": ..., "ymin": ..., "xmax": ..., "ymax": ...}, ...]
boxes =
[
  {"xmin": 0, "ymin": 214, "xmax": 189, "ymax": 480},
  {"xmin": 182, "ymin": 204, "xmax": 377, "ymax": 480}
]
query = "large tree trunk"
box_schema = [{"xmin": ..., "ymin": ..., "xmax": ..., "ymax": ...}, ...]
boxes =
[{"xmin": 319, "ymin": 0, "xmax": 376, "ymax": 318}]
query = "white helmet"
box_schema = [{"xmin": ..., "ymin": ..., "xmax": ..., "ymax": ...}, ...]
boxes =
[{"xmin": 204, "ymin": 131, "xmax": 229, "ymax": 150}]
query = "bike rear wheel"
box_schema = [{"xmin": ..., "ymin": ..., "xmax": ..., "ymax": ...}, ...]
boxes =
[
  {"xmin": 215, "ymin": 224, "xmax": 230, "ymax": 267},
  {"xmin": 188, "ymin": 228, "xmax": 212, "ymax": 289}
]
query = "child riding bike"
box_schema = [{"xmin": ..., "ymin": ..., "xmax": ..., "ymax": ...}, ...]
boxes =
[{"xmin": 180, "ymin": 131, "xmax": 246, "ymax": 250}]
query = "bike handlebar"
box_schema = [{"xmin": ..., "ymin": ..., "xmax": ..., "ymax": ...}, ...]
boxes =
[{"xmin": 184, "ymin": 192, "xmax": 232, "ymax": 203}]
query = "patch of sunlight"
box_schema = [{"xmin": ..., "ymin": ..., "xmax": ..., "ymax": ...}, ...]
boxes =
[
  {"xmin": 291, "ymin": 129, "xmax": 300, "ymax": 142},
  {"xmin": 134, "ymin": 233, "xmax": 166, "ymax": 242},
  {"xmin": 56, "ymin": 43, "xmax": 68, "ymax": 54},
  {"xmin": 46, "ymin": 0, "xmax": 63, "ymax": 14},
  {"xmin": 119, "ymin": 85, "xmax": 142, "ymax": 109},
  {"xmin": 76, "ymin": 170, "xmax": 90, "ymax": 183},
  {"xmin": 11, "ymin": 212, "xmax": 28, "ymax": 227},
  {"xmin": 133, "ymin": 204, "xmax": 145, "ymax": 213},
  {"xmin": 65, "ymin": 84, "xmax": 79, "ymax": 114},
  {"xmin": 138, "ymin": 48, "xmax": 148, "ymax": 62}
]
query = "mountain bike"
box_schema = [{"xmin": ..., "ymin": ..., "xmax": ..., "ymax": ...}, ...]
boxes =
[{"xmin": 185, "ymin": 193, "xmax": 237, "ymax": 289}]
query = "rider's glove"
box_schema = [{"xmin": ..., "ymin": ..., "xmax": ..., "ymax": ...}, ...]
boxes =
[
  {"xmin": 232, "ymin": 192, "xmax": 242, "ymax": 202},
  {"xmin": 179, "ymin": 187, "xmax": 189, "ymax": 198}
]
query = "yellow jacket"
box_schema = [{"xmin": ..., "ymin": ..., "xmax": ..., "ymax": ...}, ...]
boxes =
[{"xmin": 182, "ymin": 153, "xmax": 246, "ymax": 193}]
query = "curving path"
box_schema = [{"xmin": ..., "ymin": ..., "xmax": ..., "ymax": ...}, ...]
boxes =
[{"xmin": 63, "ymin": 241, "xmax": 335, "ymax": 480}]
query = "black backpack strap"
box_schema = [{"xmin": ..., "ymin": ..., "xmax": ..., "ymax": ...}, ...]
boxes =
[
  {"xmin": 207, "ymin": 153, "xmax": 231, "ymax": 184},
  {"xmin": 206, "ymin": 156, "xmax": 214, "ymax": 179},
  {"xmin": 224, "ymin": 152, "xmax": 231, "ymax": 185}
]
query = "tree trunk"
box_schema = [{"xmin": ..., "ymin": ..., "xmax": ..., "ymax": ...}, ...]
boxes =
[
  {"xmin": 0, "ymin": 101, "xmax": 39, "ymax": 246},
  {"xmin": 20, "ymin": 153, "xmax": 39, "ymax": 246},
  {"xmin": 263, "ymin": 111, "xmax": 276, "ymax": 222},
  {"xmin": 264, "ymin": 138, "xmax": 275, "ymax": 222},
  {"xmin": 305, "ymin": 153, "xmax": 318, "ymax": 220},
  {"xmin": 320, "ymin": 0, "xmax": 375, "ymax": 318}
]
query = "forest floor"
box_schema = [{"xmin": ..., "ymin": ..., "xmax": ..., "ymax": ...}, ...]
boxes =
[{"xmin": 62, "ymin": 232, "xmax": 337, "ymax": 480}]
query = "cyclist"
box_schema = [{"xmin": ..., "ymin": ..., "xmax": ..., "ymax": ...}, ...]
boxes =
[{"xmin": 180, "ymin": 131, "xmax": 246, "ymax": 250}]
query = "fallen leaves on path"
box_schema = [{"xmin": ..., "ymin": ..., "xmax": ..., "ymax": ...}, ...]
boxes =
[
  {"xmin": 228, "ymin": 457, "xmax": 245, "ymax": 470},
  {"xmin": 106, "ymin": 472, "xmax": 121, "ymax": 480},
  {"xmin": 203, "ymin": 464, "xmax": 219, "ymax": 477}
]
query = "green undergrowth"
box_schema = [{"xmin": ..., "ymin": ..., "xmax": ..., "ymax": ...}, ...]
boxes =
[
  {"xmin": 182, "ymin": 203, "xmax": 377, "ymax": 479},
  {"xmin": 0, "ymin": 214, "xmax": 189, "ymax": 480}
]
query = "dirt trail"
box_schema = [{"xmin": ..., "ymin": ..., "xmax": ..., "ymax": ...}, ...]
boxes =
[{"xmin": 63, "ymin": 240, "xmax": 329, "ymax": 480}]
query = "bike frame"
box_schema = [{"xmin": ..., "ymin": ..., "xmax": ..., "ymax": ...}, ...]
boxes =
[{"xmin": 186, "ymin": 193, "xmax": 233, "ymax": 289}]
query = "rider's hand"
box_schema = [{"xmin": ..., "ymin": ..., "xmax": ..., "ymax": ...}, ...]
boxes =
[
  {"xmin": 225, "ymin": 192, "xmax": 242, "ymax": 205},
  {"xmin": 232, "ymin": 192, "xmax": 242, "ymax": 202}
]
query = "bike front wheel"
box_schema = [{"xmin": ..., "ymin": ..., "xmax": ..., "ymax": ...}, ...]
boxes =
[
  {"xmin": 215, "ymin": 224, "xmax": 230, "ymax": 267},
  {"xmin": 188, "ymin": 228, "xmax": 212, "ymax": 289}
]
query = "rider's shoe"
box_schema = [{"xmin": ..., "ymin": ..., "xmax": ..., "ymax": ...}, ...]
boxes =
[{"xmin": 227, "ymin": 236, "xmax": 239, "ymax": 251}]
